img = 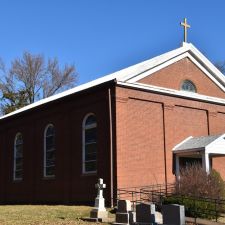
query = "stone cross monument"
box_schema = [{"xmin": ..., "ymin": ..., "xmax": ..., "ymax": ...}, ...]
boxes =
[
  {"xmin": 90, "ymin": 178, "xmax": 108, "ymax": 219},
  {"xmin": 94, "ymin": 178, "xmax": 106, "ymax": 209}
]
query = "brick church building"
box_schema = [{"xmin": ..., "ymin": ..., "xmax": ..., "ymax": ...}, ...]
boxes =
[{"xmin": 1, "ymin": 42, "xmax": 225, "ymax": 205}]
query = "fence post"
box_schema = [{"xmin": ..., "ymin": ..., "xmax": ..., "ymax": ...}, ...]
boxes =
[
  {"xmin": 160, "ymin": 193, "xmax": 163, "ymax": 209},
  {"xmin": 139, "ymin": 189, "xmax": 141, "ymax": 202},
  {"xmin": 215, "ymin": 199, "xmax": 218, "ymax": 222},
  {"xmin": 194, "ymin": 197, "xmax": 197, "ymax": 225}
]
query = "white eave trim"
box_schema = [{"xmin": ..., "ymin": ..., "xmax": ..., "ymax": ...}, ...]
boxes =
[
  {"xmin": 119, "ymin": 44, "xmax": 191, "ymax": 82},
  {"xmin": 0, "ymin": 75, "xmax": 117, "ymax": 120},
  {"xmin": 126, "ymin": 48, "xmax": 225, "ymax": 93},
  {"xmin": 187, "ymin": 43, "xmax": 225, "ymax": 85},
  {"xmin": 116, "ymin": 81, "xmax": 225, "ymax": 105}
]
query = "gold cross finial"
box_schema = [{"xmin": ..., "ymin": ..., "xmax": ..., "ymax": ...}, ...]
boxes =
[{"xmin": 180, "ymin": 18, "xmax": 190, "ymax": 43}]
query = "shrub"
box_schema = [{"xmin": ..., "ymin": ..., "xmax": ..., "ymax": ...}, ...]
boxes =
[
  {"xmin": 163, "ymin": 164, "xmax": 225, "ymax": 219},
  {"xmin": 163, "ymin": 195, "xmax": 217, "ymax": 219},
  {"xmin": 175, "ymin": 164, "xmax": 225, "ymax": 200}
]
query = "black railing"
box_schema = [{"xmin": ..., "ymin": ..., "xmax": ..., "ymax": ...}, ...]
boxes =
[
  {"xmin": 116, "ymin": 183, "xmax": 174, "ymax": 211},
  {"xmin": 116, "ymin": 184, "xmax": 225, "ymax": 223},
  {"xmin": 144, "ymin": 189, "xmax": 225, "ymax": 222}
]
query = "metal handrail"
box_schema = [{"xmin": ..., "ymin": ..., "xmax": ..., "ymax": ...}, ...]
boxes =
[{"xmin": 116, "ymin": 183, "xmax": 225, "ymax": 223}]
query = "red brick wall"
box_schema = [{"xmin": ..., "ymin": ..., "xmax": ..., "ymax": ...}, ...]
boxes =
[
  {"xmin": 139, "ymin": 58, "xmax": 225, "ymax": 99},
  {"xmin": 208, "ymin": 112, "xmax": 225, "ymax": 178},
  {"xmin": 164, "ymin": 106, "xmax": 209, "ymax": 182},
  {"xmin": 115, "ymin": 85, "xmax": 225, "ymax": 189},
  {"xmin": 116, "ymin": 98, "xmax": 165, "ymax": 188}
]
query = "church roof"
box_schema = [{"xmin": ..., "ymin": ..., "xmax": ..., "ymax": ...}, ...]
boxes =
[
  {"xmin": 173, "ymin": 133, "xmax": 225, "ymax": 156},
  {"xmin": 173, "ymin": 134, "xmax": 221, "ymax": 151},
  {"xmin": 1, "ymin": 42, "xmax": 225, "ymax": 120}
]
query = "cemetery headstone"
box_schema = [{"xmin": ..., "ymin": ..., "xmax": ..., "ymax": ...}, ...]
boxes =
[
  {"xmin": 162, "ymin": 204, "xmax": 185, "ymax": 225},
  {"xmin": 114, "ymin": 199, "xmax": 135, "ymax": 225},
  {"xmin": 136, "ymin": 203, "xmax": 156, "ymax": 224}
]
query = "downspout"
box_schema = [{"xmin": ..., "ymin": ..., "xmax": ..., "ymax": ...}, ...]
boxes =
[
  {"xmin": 108, "ymin": 88, "xmax": 114, "ymax": 207},
  {"xmin": 162, "ymin": 104, "xmax": 168, "ymax": 192}
]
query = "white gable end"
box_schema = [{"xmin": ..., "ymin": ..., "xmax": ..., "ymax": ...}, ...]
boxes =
[{"xmin": 119, "ymin": 43, "xmax": 225, "ymax": 93}]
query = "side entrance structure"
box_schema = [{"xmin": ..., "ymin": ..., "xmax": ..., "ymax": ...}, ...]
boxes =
[
  {"xmin": 1, "ymin": 42, "xmax": 225, "ymax": 205},
  {"xmin": 173, "ymin": 134, "xmax": 225, "ymax": 177}
]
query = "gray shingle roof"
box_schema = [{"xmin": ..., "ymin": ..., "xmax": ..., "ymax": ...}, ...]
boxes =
[{"xmin": 174, "ymin": 134, "xmax": 222, "ymax": 151}]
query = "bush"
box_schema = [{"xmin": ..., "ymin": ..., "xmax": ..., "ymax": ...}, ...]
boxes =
[{"xmin": 175, "ymin": 164, "xmax": 225, "ymax": 199}]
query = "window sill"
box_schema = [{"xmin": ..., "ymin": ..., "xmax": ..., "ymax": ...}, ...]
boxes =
[
  {"xmin": 81, "ymin": 172, "xmax": 97, "ymax": 177},
  {"xmin": 12, "ymin": 179, "xmax": 23, "ymax": 183}
]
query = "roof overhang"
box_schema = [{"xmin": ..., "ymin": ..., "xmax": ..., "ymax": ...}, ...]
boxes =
[
  {"xmin": 1, "ymin": 42, "xmax": 225, "ymax": 121},
  {"xmin": 173, "ymin": 134, "xmax": 225, "ymax": 157}
]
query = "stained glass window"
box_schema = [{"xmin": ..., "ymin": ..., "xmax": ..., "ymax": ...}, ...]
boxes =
[
  {"xmin": 83, "ymin": 114, "xmax": 97, "ymax": 173},
  {"xmin": 44, "ymin": 124, "xmax": 56, "ymax": 177},
  {"xmin": 14, "ymin": 133, "xmax": 23, "ymax": 181}
]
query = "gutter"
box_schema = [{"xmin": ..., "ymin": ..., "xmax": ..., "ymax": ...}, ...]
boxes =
[{"xmin": 116, "ymin": 81, "xmax": 225, "ymax": 106}]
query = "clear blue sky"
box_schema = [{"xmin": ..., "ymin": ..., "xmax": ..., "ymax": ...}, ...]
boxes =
[{"xmin": 0, "ymin": 0, "xmax": 225, "ymax": 84}]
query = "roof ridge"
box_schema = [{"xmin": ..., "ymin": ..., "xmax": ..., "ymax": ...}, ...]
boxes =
[{"xmin": 1, "ymin": 42, "xmax": 224, "ymax": 121}]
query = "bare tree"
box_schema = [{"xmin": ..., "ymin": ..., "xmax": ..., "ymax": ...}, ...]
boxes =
[{"xmin": 0, "ymin": 52, "xmax": 77, "ymax": 114}]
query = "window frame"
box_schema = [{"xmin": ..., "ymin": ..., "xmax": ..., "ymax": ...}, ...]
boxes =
[
  {"xmin": 180, "ymin": 79, "xmax": 197, "ymax": 93},
  {"xmin": 43, "ymin": 123, "xmax": 56, "ymax": 178},
  {"xmin": 82, "ymin": 113, "xmax": 97, "ymax": 174},
  {"xmin": 13, "ymin": 132, "xmax": 23, "ymax": 181}
]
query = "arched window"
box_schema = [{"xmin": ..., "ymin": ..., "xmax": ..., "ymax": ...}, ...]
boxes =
[
  {"xmin": 44, "ymin": 124, "xmax": 56, "ymax": 177},
  {"xmin": 14, "ymin": 133, "xmax": 23, "ymax": 181},
  {"xmin": 83, "ymin": 114, "xmax": 97, "ymax": 173},
  {"xmin": 181, "ymin": 80, "xmax": 197, "ymax": 93}
]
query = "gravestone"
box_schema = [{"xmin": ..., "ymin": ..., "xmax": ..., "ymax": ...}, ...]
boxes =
[
  {"xmin": 90, "ymin": 178, "xmax": 108, "ymax": 220},
  {"xmin": 162, "ymin": 204, "xmax": 185, "ymax": 225},
  {"xmin": 114, "ymin": 200, "xmax": 135, "ymax": 225},
  {"xmin": 136, "ymin": 203, "xmax": 156, "ymax": 224},
  {"xmin": 118, "ymin": 200, "xmax": 132, "ymax": 212}
]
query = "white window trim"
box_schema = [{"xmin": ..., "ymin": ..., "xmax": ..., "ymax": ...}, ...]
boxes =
[
  {"xmin": 13, "ymin": 132, "xmax": 23, "ymax": 181},
  {"xmin": 43, "ymin": 124, "xmax": 56, "ymax": 178},
  {"xmin": 82, "ymin": 113, "xmax": 97, "ymax": 174}
]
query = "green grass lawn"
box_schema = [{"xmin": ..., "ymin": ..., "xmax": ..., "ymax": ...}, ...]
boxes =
[{"xmin": 0, "ymin": 205, "xmax": 113, "ymax": 225}]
